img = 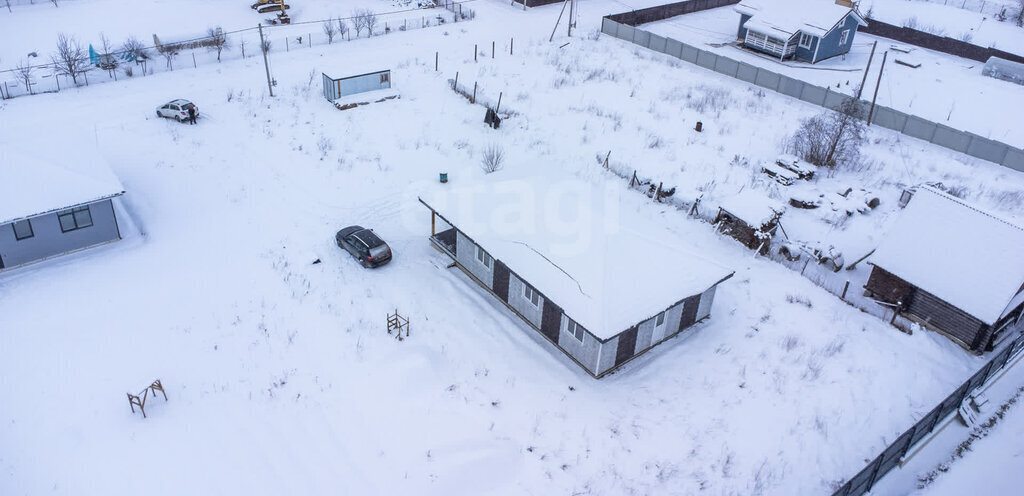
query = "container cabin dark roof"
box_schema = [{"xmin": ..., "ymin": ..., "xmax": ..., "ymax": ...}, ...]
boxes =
[
  {"xmin": 863, "ymin": 187, "xmax": 1024, "ymax": 352},
  {"xmin": 735, "ymin": 0, "xmax": 867, "ymax": 64},
  {"xmin": 419, "ymin": 183, "xmax": 734, "ymax": 378},
  {"xmin": 0, "ymin": 149, "xmax": 125, "ymax": 271}
]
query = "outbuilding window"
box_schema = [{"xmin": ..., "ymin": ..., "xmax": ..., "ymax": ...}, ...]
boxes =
[
  {"xmin": 799, "ymin": 33, "xmax": 814, "ymax": 49},
  {"xmin": 58, "ymin": 206, "xmax": 93, "ymax": 233},
  {"xmin": 523, "ymin": 285, "xmax": 540, "ymax": 307},
  {"xmin": 13, "ymin": 219, "xmax": 34, "ymax": 240},
  {"xmin": 567, "ymin": 319, "xmax": 586, "ymax": 342},
  {"xmin": 476, "ymin": 245, "xmax": 492, "ymax": 269},
  {"xmin": 655, "ymin": 311, "xmax": 666, "ymax": 327},
  {"xmin": 839, "ymin": 29, "xmax": 850, "ymax": 45}
]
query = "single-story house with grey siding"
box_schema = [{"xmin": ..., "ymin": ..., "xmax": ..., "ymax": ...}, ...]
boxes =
[
  {"xmin": 735, "ymin": 0, "xmax": 866, "ymax": 64},
  {"xmin": 419, "ymin": 182, "xmax": 734, "ymax": 378},
  {"xmin": 0, "ymin": 149, "xmax": 125, "ymax": 271}
]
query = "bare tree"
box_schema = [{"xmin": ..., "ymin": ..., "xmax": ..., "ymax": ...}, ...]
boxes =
[
  {"xmin": 336, "ymin": 17, "xmax": 349, "ymax": 41},
  {"xmin": 98, "ymin": 32, "xmax": 120, "ymax": 77},
  {"xmin": 51, "ymin": 0, "xmax": 58, "ymax": 6},
  {"xmin": 206, "ymin": 27, "xmax": 229, "ymax": 62},
  {"xmin": 351, "ymin": 10, "xmax": 367, "ymax": 37},
  {"xmin": 1014, "ymin": 0, "xmax": 1024, "ymax": 27},
  {"xmin": 480, "ymin": 144, "xmax": 505, "ymax": 173},
  {"xmin": 788, "ymin": 98, "xmax": 866, "ymax": 170},
  {"xmin": 364, "ymin": 10, "xmax": 379, "ymax": 36},
  {"xmin": 159, "ymin": 45, "xmax": 178, "ymax": 70},
  {"xmin": 50, "ymin": 33, "xmax": 90, "ymax": 86},
  {"xmin": 322, "ymin": 19, "xmax": 337, "ymax": 44},
  {"xmin": 16, "ymin": 60, "xmax": 35, "ymax": 95},
  {"xmin": 5, "ymin": 1, "xmax": 12, "ymax": 14}
]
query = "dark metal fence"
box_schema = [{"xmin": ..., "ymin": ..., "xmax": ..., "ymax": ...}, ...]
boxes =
[
  {"xmin": 860, "ymin": 19, "xmax": 1024, "ymax": 65},
  {"xmin": 607, "ymin": 0, "xmax": 739, "ymax": 26},
  {"xmin": 832, "ymin": 328, "xmax": 1024, "ymax": 496}
]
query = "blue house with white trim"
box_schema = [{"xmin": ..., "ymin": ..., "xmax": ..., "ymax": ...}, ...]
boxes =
[{"xmin": 735, "ymin": 0, "xmax": 866, "ymax": 64}]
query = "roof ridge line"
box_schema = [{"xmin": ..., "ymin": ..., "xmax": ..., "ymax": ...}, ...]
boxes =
[{"xmin": 922, "ymin": 186, "xmax": 1024, "ymax": 234}]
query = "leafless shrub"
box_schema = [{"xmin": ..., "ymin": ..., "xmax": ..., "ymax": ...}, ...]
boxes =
[
  {"xmin": 959, "ymin": 31, "xmax": 974, "ymax": 43},
  {"xmin": 322, "ymin": 19, "xmax": 337, "ymax": 44},
  {"xmin": 317, "ymin": 136, "xmax": 333, "ymax": 160},
  {"xmin": 480, "ymin": 144, "xmax": 505, "ymax": 173},
  {"xmin": 780, "ymin": 334, "xmax": 800, "ymax": 352},
  {"xmin": 364, "ymin": 10, "xmax": 379, "ymax": 36},
  {"xmin": 97, "ymin": 33, "xmax": 119, "ymax": 76},
  {"xmin": 207, "ymin": 27, "xmax": 229, "ymax": 62},
  {"xmin": 159, "ymin": 46, "xmax": 178, "ymax": 70},
  {"xmin": 788, "ymin": 98, "xmax": 866, "ymax": 169},
  {"xmin": 15, "ymin": 60, "xmax": 35, "ymax": 94},
  {"xmin": 785, "ymin": 294, "xmax": 813, "ymax": 308},
  {"xmin": 337, "ymin": 17, "xmax": 350, "ymax": 40},
  {"xmin": 822, "ymin": 338, "xmax": 845, "ymax": 357},
  {"xmin": 685, "ymin": 85, "xmax": 731, "ymax": 114},
  {"xmin": 121, "ymin": 35, "xmax": 149, "ymax": 72},
  {"xmin": 50, "ymin": 33, "xmax": 90, "ymax": 86},
  {"xmin": 903, "ymin": 16, "xmax": 918, "ymax": 29},
  {"xmin": 1014, "ymin": 0, "xmax": 1024, "ymax": 27},
  {"xmin": 351, "ymin": 10, "xmax": 367, "ymax": 37}
]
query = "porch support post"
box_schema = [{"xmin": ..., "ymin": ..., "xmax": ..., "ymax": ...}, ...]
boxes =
[{"xmin": 431, "ymin": 211, "xmax": 436, "ymax": 236}]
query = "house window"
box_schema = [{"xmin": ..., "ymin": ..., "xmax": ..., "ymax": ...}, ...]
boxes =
[
  {"xmin": 523, "ymin": 285, "xmax": 540, "ymax": 307},
  {"xmin": 12, "ymin": 219, "xmax": 34, "ymax": 240},
  {"xmin": 567, "ymin": 319, "xmax": 586, "ymax": 342},
  {"xmin": 839, "ymin": 29, "xmax": 850, "ymax": 45},
  {"xmin": 58, "ymin": 206, "xmax": 93, "ymax": 233},
  {"xmin": 655, "ymin": 312, "xmax": 666, "ymax": 327},
  {"xmin": 380, "ymin": 72, "xmax": 389, "ymax": 84},
  {"xmin": 475, "ymin": 245, "xmax": 492, "ymax": 269},
  {"xmin": 799, "ymin": 33, "xmax": 814, "ymax": 49}
]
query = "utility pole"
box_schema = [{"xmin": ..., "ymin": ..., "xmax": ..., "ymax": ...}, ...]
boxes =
[
  {"xmin": 857, "ymin": 40, "xmax": 877, "ymax": 99},
  {"xmin": 549, "ymin": 0, "xmax": 570, "ymax": 42},
  {"xmin": 258, "ymin": 24, "xmax": 274, "ymax": 97},
  {"xmin": 567, "ymin": 0, "xmax": 573, "ymax": 37},
  {"xmin": 867, "ymin": 51, "xmax": 887, "ymax": 126}
]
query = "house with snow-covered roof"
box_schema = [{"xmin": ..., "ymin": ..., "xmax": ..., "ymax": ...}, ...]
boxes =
[
  {"xmin": 420, "ymin": 180, "xmax": 734, "ymax": 378},
  {"xmin": 735, "ymin": 0, "xmax": 867, "ymax": 64},
  {"xmin": 0, "ymin": 149, "xmax": 125, "ymax": 271},
  {"xmin": 863, "ymin": 187, "xmax": 1024, "ymax": 352}
]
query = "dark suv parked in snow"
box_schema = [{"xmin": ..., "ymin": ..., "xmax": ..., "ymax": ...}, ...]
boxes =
[{"xmin": 336, "ymin": 226, "xmax": 392, "ymax": 268}]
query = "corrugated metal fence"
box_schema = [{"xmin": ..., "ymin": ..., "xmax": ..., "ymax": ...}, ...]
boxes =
[
  {"xmin": 600, "ymin": 14, "xmax": 1024, "ymax": 171},
  {"xmin": 832, "ymin": 329, "xmax": 1024, "ymax": 495}
]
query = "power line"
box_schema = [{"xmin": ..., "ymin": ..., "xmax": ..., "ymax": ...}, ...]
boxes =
[{"xmin": 0, "ymin": 1, "xmax": 477, "ymax": 76}]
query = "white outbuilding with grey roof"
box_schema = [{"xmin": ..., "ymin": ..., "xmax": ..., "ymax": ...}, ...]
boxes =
[
  {"xmin": 421, "ymin": 179, "xmax": 733, "ymax": 377},
  {"xmin": 0, "ymin": 148, "xmax": 126, "ymax": 271}
]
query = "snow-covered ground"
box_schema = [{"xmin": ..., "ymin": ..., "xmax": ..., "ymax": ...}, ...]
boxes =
[
  {"xmin": 642, "ymin": 0, "xmax": 1024, "ymax": 146},
  {"xmin": 0, "ymin": 1, "xmax": 1022, "ymax": 495},
  {"xmin": 870, "ymin": 350, "xmax": 1024, "ymax": 496}
]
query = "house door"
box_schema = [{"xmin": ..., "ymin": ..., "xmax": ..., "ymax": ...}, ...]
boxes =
[
  {"xmin": 651, "ymin": 312, "xmax": 668, "ymax": 344},
  {"xmin": 614, "ymin": 326, "xmax": 639, "ymax": 367},
  {"xmin": 492, "ymin": 260, "xmax": 510, "ymax": 302}
]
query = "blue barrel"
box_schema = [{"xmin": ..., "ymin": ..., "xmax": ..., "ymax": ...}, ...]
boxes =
[{"xmin": 440, "ymin": 172, "xmax": 448, "ymax": 183}]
